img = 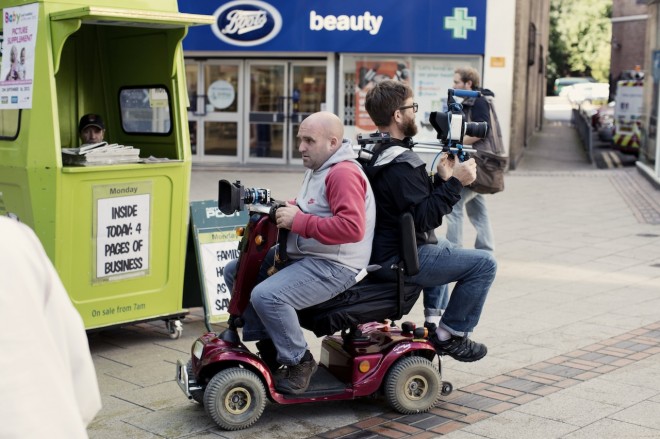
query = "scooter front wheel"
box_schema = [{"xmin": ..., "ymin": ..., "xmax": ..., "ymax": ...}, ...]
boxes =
[
  {"xmin": 384, "ymin": 356, "xmax": 441, "ymax": 414},
  {"xmin": 186, "ymin": 359, "xmax": 205, "ymax": 405},
  {"xmin": 204, "ymin": 367, "xmax": 266, "ymax": 431}
]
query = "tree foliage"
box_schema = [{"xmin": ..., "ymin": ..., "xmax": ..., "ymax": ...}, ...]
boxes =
[{"xmin": 547, "ymin": 0, "xmax": 612, "ymax": 84}]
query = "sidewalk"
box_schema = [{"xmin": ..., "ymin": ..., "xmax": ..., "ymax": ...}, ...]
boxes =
[{"xmin": 87, "ymin": 122, "xmax": 660, "ymax": 439}]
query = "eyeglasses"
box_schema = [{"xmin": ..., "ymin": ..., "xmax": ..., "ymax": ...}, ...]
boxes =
[{"xmin": 397, "ymin": 102, "xmax": 418, "ymax": 113}]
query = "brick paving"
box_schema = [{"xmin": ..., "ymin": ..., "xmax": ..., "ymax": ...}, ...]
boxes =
[{"xmin": 310, "ymin": 322, "xmax": 660, "ymax": 438}]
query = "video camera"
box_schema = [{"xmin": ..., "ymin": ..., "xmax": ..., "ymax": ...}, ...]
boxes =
[
  {"xmin": 429, "ymin": 89, "xmax": 488, "ymax": 149},
  {"xmin": 218, "ymin": 179, "xmax": 272, "ymax": 215}
]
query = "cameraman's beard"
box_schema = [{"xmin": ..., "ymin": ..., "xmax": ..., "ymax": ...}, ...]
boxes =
[{"xmin": 400, "ymin": 116, "xmax": 418, "ymax": 138}]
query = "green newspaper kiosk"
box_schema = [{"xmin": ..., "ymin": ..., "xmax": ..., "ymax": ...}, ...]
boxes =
[{"xmin": 0, "ymin": 0, "xmax": 213, "ymax": 337}]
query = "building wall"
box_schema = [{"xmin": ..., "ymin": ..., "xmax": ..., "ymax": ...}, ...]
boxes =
[
  {"xmin": 639, "ymin": 2, "xmax": 659, "ymax": 183},
  {"xmin": 509, "ymin": 0, "xmax": 550, "ymax": 169},
  {"xmin": 611, "ymin": 0, "xmax": 648, "ymax": 82},
  {"xmin": 483, "ymin": 0, "xmax": 516, "ymax": 158}
]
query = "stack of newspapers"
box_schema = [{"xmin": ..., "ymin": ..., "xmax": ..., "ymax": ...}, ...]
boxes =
[{"xmin": 62, "ymin": 142, "xmax": 141, "ymax": 165}]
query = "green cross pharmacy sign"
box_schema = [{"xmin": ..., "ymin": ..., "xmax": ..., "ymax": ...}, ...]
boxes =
[{"xmin": 444, "ymin": 7, "xmax": 477, "ymax": 39}]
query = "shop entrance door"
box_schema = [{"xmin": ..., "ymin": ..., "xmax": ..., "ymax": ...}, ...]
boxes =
[
  {"xmin": 186, "ymin": 59, "xmax": 244, "ymax": 163},
  {"xmin": 246, "ymin": 61, "xmax": 326, "ymax": 164}
]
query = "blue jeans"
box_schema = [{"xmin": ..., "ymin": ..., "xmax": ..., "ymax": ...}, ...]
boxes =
[
  {"xmin": 376, "ymin": 238, "xmax": 496, "ymax": 336},
  {"xmin": 446, "ymin": 187, "xmax": 494, "ymax": 251},
  {"xmin": 428, "ymin": 188, "xmax": 495, "ymax": 318},
  {"xmin": 224, "ymin": 247, "xmax": 357, "ymax": 366}
]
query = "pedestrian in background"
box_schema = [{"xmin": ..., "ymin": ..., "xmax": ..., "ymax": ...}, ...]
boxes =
[{"xmin": 447, "ymin": 66, "xmax": 497, "ymax": 252}]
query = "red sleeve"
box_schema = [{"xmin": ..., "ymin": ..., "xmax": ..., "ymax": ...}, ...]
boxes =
[{"xmin": 291, "ymin": 162, "xmax": 368, "ymax": 245}]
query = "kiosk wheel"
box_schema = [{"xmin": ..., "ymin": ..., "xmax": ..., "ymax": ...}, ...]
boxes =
[
  {"xmin": 384, "ymin": 356, "xmax": 441, "ymax": 414},
  {"xmin": 204, "ymin": 367, "xmax": 266, "ymax": 431},
  {"xmin": 166, "ymin": 319, "xmax": 183, "ymax": 339}
]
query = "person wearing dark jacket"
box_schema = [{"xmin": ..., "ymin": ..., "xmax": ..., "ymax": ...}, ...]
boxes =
[
  {"xmin": 446, "ymin": 66, "xmax": 496, "ymax": 252},
  {"xmin": 363, "ymin": 80, "xmax": 496, "ymax": 362}
]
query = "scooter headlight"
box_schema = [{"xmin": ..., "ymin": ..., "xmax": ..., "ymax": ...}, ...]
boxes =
[{"xmin": 192, "ymin": 340, "xmax": 204, "ymax": 359}]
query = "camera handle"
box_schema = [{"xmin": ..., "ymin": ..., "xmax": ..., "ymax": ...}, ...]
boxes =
[
  {"xmin": 448, "ymin": 88, "xmax": 481, "ymax": 102},
  {"xmin": 413, "ymin": 141, "xmax": 476, "ymax": 161},
  {"xmin": 267, "ymin": 202, "xmax": 289, "ymax": 276}
]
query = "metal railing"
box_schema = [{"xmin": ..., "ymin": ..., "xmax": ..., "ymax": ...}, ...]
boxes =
[{"xmin": 572, "ymin": 107, "xmax": 593, "ymax": 163}]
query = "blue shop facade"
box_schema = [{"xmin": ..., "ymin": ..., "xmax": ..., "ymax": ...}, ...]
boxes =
[{"xmin": 179, "ymin": 0, "xmax": 488, "ymax": 165}]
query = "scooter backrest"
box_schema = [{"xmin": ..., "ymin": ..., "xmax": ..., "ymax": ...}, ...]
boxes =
[{"xmin": 399, "ymin": 212, "xmax": 419, "ymax": 276}]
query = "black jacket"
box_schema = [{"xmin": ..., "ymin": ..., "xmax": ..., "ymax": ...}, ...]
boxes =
[{"xmin": 364, "ymin": 139, "xmax": 463, "ymax": 264}]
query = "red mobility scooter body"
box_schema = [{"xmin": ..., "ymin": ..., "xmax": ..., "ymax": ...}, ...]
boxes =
[{"xmin": 176, "ymin": 180, "xmax": 452, "ymax": 431}]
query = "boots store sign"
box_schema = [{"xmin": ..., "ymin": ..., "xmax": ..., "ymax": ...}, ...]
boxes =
[{"xmin": 180, "ymin": 0, "xmax": 486, "ymax": 54}]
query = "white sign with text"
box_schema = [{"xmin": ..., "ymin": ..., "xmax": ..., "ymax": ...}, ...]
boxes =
[{"xmin": 96, "ymin": 193, "xmax": 150, "ymax": 280}]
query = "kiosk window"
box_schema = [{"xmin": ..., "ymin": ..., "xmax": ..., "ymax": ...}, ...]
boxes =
[
  {"xmin": 120, "ymin": 87, "xmax": 172, "ymax": 134},
  {"xmin": 0, "ymin": 110, "xmax": 20, "ymax": 140}
]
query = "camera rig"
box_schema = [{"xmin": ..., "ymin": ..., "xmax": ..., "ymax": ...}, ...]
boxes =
[
  {"xmin": 218, "ymin": 179, "xmax": 277, "ymax": 215},
  {"xmin": 356, "ymin": 89, "xmax": 487, "ymax": 164},
  {"xmin": 426, "ymin": 88, "xmax": 488, "ymax": 161}
]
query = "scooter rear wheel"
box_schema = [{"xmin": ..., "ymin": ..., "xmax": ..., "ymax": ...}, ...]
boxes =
[
  {"xmin": 384, "ymin": 356, "xmax": 441, "ymax": 414},
  {"xmin": 204, "ymin": 367, "xmax": 266, "ymax": 431}
]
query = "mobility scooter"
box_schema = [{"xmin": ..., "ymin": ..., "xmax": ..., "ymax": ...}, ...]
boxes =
[
  {"xmin": 176, "ymin": 179, "xmax": 454, "ymax": 431},
  {"xmin": 175, "ymin": 89, "xmax": 488, "ymax": 430}
]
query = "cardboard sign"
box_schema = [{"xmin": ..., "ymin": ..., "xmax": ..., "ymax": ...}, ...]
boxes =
[{"xmin": 189, "ymin": 200, "xmax": 247, "ymax": 325}]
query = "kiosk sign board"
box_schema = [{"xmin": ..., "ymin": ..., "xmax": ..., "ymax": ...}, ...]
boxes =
[
  {"xmin": 180, "ymin": 0, "xmax": 486, "ymax": 55},
  {"xmin": 93, "ymin": 182, "xmax": 152, "ymax": 282},
  {"xmin": 190, "ymin": 200, "xmax": 247, "ymax": 325},
  {"xmin": 0, "ymin": 3, "xmax": 39, "ymax": 109}
]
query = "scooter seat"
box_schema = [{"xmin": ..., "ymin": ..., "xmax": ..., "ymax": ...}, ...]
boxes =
[{"xmin": 297, "ymin": 277, "xmax": 423, "ymax": 337}]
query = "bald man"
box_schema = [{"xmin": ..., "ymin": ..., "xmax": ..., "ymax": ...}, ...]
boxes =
[{"xmin": 224, "ymin": 112, "xmax": 376, "ymax": 394}]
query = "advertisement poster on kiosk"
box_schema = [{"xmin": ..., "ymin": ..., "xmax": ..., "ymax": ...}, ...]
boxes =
[{"xmin": 0, "ymin": 3, "xmax": 38, "ymax": 109}]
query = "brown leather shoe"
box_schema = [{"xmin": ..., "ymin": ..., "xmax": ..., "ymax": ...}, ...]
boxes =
[{"xmin": 275, "ymin": 351, "xmax": 317, "ymax": 394}]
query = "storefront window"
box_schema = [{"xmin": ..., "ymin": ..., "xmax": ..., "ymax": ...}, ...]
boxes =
[
  {"xmin": 205, "ymin": 64, "xmax": 239, "ymax": 113},
  {"xmin": 204, "ymin": 121, "xmax": 238, "ymax": 156},
  {"xmin": 185, "ymin": 63, "xmax": 199, "ymax": 113},
  {"xmin": 340, "ymin": 55, "xmax": 481, "ymax": 143}
]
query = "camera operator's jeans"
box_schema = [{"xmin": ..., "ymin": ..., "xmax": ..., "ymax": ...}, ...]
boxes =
[
  {"xmin": 376, "ymin": 238, "xmax": 496, "ymax": 336},
  {"xmin": 224, "ymin": 247, "xmax": 357, "ymax": 366},
  {"xmin": 426, "ymin": 188, "xmax": 495, "ymax": 320}
]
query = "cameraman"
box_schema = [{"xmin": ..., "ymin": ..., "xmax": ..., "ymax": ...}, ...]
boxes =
[
  {"xmin": 224, "ymin": 111, "xmax": 375, "ymax": 394},
  {"xmin": 363, "ymin": 80, "xmax": 496, "ymax": 362}
]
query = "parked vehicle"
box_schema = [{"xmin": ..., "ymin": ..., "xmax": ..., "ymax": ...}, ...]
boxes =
[
  {"xmin": 564, "ymin": 82, "xmax": 609, "ymax": 106},
  {"xmin": 613, "ymin": 78, "xmax": 644, "ymax": 154},
  {"xmin": 553, "ymin": 76, "xmax": 596, "ymax": 96},
  {"xmin": 591, "ymin": 101, "xmax": 615, "ymax": 142}
]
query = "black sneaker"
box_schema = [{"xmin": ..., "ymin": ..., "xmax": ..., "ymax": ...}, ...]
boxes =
[
  {"xmin": 429, "ymin": 333, "xmax": 487, "ymax": 362},
  {"xmin": 275, "ymin": 351, "xmax": 318, "ymax": 394}
]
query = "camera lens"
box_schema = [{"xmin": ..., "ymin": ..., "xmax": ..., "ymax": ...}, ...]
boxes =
[
  {"xmin": 244, "ymin": 188, "xmax": 270, "ymax": 205},
  {"xmin": 464, "ymin": 121, "xmax": 488, "ymax": 138}
]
